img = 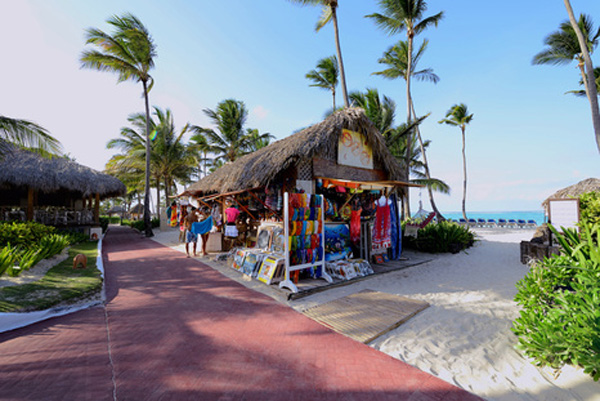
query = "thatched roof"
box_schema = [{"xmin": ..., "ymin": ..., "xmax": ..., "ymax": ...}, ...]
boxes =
[
  {"xmin": 0, "ymin": 142, "xmax": 126, "ymax": 198},
  {"xmin": 542, "ymin": 177, "xmax": 600, "ymax": 208},
  {"xmin": 183, "ymin": 107, "xmax": 405, "ymax": 196}
]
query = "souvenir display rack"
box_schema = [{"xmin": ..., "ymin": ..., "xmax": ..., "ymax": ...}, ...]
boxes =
[{"xmin": 279, "ymin": 192, "xmax": 332, "ymax": 293}]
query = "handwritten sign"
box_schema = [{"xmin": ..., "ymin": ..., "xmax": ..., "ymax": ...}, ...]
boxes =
[
  {"xmin": 338, "ymin": 129, "xmax": 373, "ymax": 169},
  {"xmin": 548, "ymin": 198, "xmax": 580, "ymax": 231}
]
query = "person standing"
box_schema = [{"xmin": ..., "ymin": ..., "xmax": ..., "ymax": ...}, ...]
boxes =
[
  {"xmin": 185, "ymin": 206, "xmax": 199, "ymax": 257},
  {"xmin": 198, "ymin": 206, "xmax": 211, "ymax": 256}
]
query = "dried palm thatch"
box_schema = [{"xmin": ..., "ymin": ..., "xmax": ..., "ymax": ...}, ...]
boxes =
[
  {"xmin": 0, "ymin": 141, "xmax": 126, "ymax": 198},
  {"xmin": 542, "ymin": 177, "xmax": 600, "ymax": 208},
  {"xmin": 183, "ymin": 108, "xmax": 405, "ymax": 196}
]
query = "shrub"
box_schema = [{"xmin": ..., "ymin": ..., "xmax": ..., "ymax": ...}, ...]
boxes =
[
  {"xmin": 513, "ymin": 222, "xmax": 600, "ymax": 381},
  {"xmin": 0, "ymin": 245, "xmax": 19, "ymax": 277},
  {"xmin": 579, "ymin": 191, "xmax": 600, "ymax": 226},
  {"xmin": 402, "ymin": 221, "xmax": 475, "ymax": 253},
  {"xmin": 0, "ymin": 221, "xmax": 56, "ymax": 248}
]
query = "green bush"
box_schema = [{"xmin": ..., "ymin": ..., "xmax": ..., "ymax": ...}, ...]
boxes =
[
  {"xmin": 99, "ymin": 217, "xmax": 109, "ymax": 233},
  {"xmin": 513, "ymin": 223, "xmax": 600, "ymax": 381},
  {"xmin": 579, "ymin": 191, "xmax": 600, "ymax": 226},
  {"xmin": 0, "ymin": 245, "xmax": 18, "ymax": 277},
  {"xmin": 0, "ymin": 221, "xmax": 56, "ymax": 248},
  {"xmin": 402, "ymin": 221, "xmax": 475, "ymax": 253},
  {"xmin": 121, "ymin": 218, "xmax": 160, "ymax": 231}
]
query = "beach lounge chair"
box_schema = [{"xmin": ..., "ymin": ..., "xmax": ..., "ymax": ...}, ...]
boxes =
[
  {"xmin": 458, "ymin": 218, "xmax": 467, "ymax": 226},
  {"xmin": 508, "ymin": 219, "xmax": 518, "ymax": 228},
  {"xmin": 468, "ymin": 218, "xmax": 477, "ymax": 227},
  {"xmin": 526, "ymin": 219, "xmax": 537, "ymax": 228},
  {"xmin": 477, "ymin": 218, "xmax": 486, "ymax": 227},
  {"xmin": 487, "ymin": 219, "xmax": 497, "ymax": 227},
  {"xmin": 498, "ymin": 219, "xmax": 507, "ymax": 228},
  {"xmin": 517, "ymin": 219, "xmax": 527, "ymax": 228}
]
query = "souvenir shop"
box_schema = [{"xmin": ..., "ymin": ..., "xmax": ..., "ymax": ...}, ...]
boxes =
[{"xmin": 181, "ymin": 108, "xmax": 417, "ymax": 294}]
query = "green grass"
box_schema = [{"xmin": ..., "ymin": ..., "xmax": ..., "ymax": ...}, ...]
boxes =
[{"xmin": 0, "ymin": 241, "xmax": 103, "ymax": 313}]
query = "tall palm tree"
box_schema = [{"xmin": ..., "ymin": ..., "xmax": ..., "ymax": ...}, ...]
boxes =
[
  {"xmin": 350, "ymin": 89, "xmax": 448, "ymax": 215},
  {"xmin": 366, "ymin": 0, "xmax": 443, "ymax": 218},
  {"xmin": 349, "ymin": 88, "xmax": 396, "ymax": 137},
  {"xmin": 439, "ymin": 104, "xmax": 473, "ymax": 222},
  {"xmin": 0, "ymin": 115, "xmax": 62, "ymax": 156},
  {"xmin": 245, "ymin": 128, "xmax": 275, "ymax": 152},
  {"xmin": 188, "ymin": 132, "xmax": 211, "ymax": 180},
  {"xmin": 567, "ymin": 67, "xmax": 600, "ymax": 97},
  {"xmin": 289, "ymin": 0, "xmax": 350, "ymax": 107},
  {"xmin": 533, "ymin": 14, "xmax": 600, "ymax": 101},
  {"xmin": 81, "ymin": 13, "xmax": 157, "ymax": 237},
  {"xmin": 562, "ymin": 3, "xmax": 600, "ymax": 153},
  {"xmin": 372, "ymin": 38, "xmax": 443, "ymax": 219},
  {"xmin": 306, "ymin": 55, "xmax": 339, "ymax": 110},
  {"xmin": 192, "ymin": 99, "xmax": 271, "ymax": 163}
]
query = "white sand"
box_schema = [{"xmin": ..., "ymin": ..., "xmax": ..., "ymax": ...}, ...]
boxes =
[{"xmin": 154, "ymin": 227, "xmax": 600, "ymax": 400}]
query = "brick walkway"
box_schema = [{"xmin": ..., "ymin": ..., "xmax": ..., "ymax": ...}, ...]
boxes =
[{"xmin": 0, "ymin": 226, "xmax": 483, "ymax": 400}]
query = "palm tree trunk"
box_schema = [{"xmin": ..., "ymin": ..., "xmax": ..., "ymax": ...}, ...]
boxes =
[
  {"xmin": 564, "ymin": 0, "xmax": 600, "ymax": 153},
  {"xmin": 403, "ymin": 33, "xmax": 414, "ymax": 220},
  {"xmin": 411, "ymin": 101, "xmax": 444, "ymax": 220},
  {"xmin": 332, "ymin": 88, "xmax": 336, "ymax": 111},
  {"xmin": 156, "ymin": 177, "xmax": 160, "ymax": 224},
  {"xmin": 164, "ymin": 177, "xmax": 170, "ymax": 210},
  {"xmin": 331, "ymin": 6, "xmax": 349, "ymax": 108},
  {"xmin": 142, "ymin": 80, "xmax": 153, "ymax": 237},
  {"xmin": 461, "ymin": 126, "xmax": 468, "ymax": 221}
]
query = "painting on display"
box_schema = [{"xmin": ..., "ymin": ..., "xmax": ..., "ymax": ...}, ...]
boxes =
[{"xmin": 338, "ymin": 129, "xmax": 373, "ymax": 170}]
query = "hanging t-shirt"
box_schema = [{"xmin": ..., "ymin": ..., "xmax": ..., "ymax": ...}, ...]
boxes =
[{"xmin": 225, "ymin": 207, "xmax": 240, "ymax": 224}]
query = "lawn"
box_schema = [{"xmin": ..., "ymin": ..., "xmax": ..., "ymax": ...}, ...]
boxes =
[{"xmin": 0, "ymin": 241, "xmax": 102, "ymax": 312}]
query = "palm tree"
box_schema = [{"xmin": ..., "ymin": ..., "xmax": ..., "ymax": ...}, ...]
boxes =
[
  {"xmin": 306, "ymin": 55, "xmax": 339, "ymax": 110},
  {"xmin": 188, "ymin": 132, "xmax": 211, "ymax": 179},
  {"xmin": 191, "ymin": 99, "xmax": 271, "ymax": 163},
  {"xmin": 366, "ymin": 0, "xmax": 443, "ymax": 218},
  {"xmin": 561, "ymin": 3, "xmax": 600, "ymax": 153},
  {"xmin": 245, "ymin": 128, "xmax": 275, "ymax": 152},
  {"xmin": 372, "ymin": 38, "xmax": 443, "ymax": 219},
  {"xmin": 439, "ymin": 104, "xmax": 473, "ymax": 222},
  {"xmin": 567, "ymin": 67, "xmax": 600, "ymax": 97},
  {"xmin": 81, "ymin": 13, "xmax": 157, "ymax": 237},
  {"xmin": 0, "ymin": 115, "xmax": 62, "ymax": 156},
  {"xmin": 533, "ymin": 14, "xmax": 600, "ymax": 100},
  {"xmin": 289, "ymin": 0, "xmax": 350, "ymax": 107},
  {"xmin": 350, "ymin": 89, "xmax": 449, "ymax": 216}
]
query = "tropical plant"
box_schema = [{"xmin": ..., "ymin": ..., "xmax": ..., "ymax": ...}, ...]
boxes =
[
  {"xmin": 438, "ymin": 103, "xmax": 473, "ymax": 222},
  {"xmin": 245, "ymin": 128, "xmax": 275, "ymax": 153},
  {"xmin": 513, "ymin": 222, "xmax": 600, "ymax": 381},
  {"xmin": 306, "ymin": 55, "xmax": 339, "ymax": 110},
  {"xmin": 289, "ymin": 0, "xmax": 350, "ymax": 107},
  {"xmin": 533, "ymin": 9, "xmax": 600, "ymax": 153},
  {"xmin": 402, "ymin": 220, "xmax": 474, "ymax": 253},
  {"xmin": 0, "ymin": 245, "xmax": 18, "ymax": 277},
  {"xmin": 349, "ymin": 88, "xmax": 449, "ymax": 210},
  {"xmin": 108, "ymin": 107, "xmax": 197, "ymax": 215},
  {"xmin": 191, "ymin": 99, "xmax": 271, "ymax": 163},
  {"xmin": 0, "ymin": 116, "xmax": 62, "ymax": 156},
  {"xmin": 366, "ymin": 0, "xmax": 443, "ymax": 218},
  {"xmin": 372, "ymin": 38, "xmax": 444, "ymax": 219},
  {"xmin": 579, "ymin": 191, "xmax": 600, "ymax": 226},
  {"xmin": 567, "ymin": 67, "xmax": 600, "ymax": 97},
  {"xmin": 81, "ymin": 13, "xmax": 157, "ymax": 237}
]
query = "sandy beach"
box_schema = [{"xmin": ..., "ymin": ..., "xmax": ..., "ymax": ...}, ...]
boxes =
[{"xmin": 152, "ymin": 226, "xmax": 600, "ymax": 401}]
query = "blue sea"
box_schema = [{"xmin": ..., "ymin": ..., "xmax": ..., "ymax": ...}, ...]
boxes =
[{"xmin": 442, "ymin": 211, "xmax": 546, "ymax": 225}]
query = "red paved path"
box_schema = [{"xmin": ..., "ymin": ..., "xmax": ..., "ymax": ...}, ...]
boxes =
[{"xmin": 0, "ymin": 226, "xmax": 483, "ymax": 400}]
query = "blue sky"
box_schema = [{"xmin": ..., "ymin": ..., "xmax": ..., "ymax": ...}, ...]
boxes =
[{"xmin": 1, "ymin": 0, "xmax": 599, "ymax": 214}]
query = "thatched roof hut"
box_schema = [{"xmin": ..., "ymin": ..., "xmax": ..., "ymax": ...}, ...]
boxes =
[
  {"xmin": 0, "ymin": 142, "xmax": 126, "ymax": 214},
  {"xmin": 542, "ymin": 178, "xmax": 600, "ymax": 209},
  {"xmin": 183, "ymin": 108, "xmax": 408, "ymax": 197}
]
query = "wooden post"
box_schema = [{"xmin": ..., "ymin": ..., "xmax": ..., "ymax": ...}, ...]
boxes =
[
  {"xmin": 94, "ymin": 193, "xmax": 100, "ymax": 225},
  {"xmin": 27, "ymin": 187, "xmax": 34, "ymax": 221}
]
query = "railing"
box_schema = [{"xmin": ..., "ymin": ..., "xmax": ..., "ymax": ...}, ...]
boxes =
[{"xmin": 1, "ymin": 207, "xmax": 95, "ymax": 226}]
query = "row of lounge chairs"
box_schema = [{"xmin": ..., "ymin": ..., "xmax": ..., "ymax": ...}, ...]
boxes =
[{"xmin": 450, "ymin": 218, "xmax": 538, "ymax": 228}]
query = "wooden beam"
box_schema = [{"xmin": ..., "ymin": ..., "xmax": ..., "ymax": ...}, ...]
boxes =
[
  {"xmin": 94, "ymin": 193, "xmax": 100, "ymax": 225},
  {"xmin": 27, "ymin": 187, "xmax": 34, "ymax": 221}
]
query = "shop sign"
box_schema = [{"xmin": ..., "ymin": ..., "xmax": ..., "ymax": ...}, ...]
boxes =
[{"xmin": 338, "ymin": 129, "xmax": 373, "ymax": 169}]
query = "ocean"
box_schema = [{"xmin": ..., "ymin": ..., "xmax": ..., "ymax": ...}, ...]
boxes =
[{"xmin": 442, "ymin": 211, "xmax": 546, "ymax": 225}]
